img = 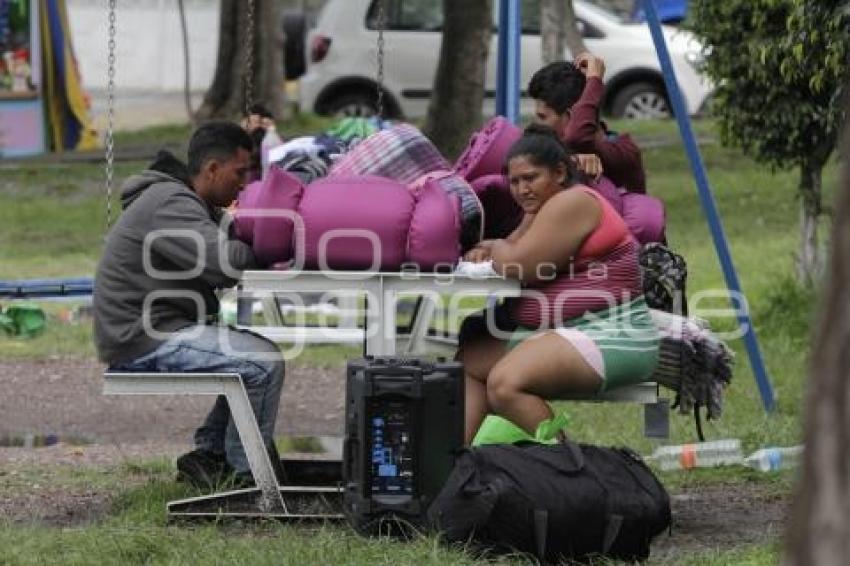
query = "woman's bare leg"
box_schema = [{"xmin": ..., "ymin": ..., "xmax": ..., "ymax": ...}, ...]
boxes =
[
  {"xmin": 457, "ymin": 334, "xmax": 509, "ymax": 444},
  {"xmin": 486, "ymin": 332, "xmax": 602, "ymax": 436}
]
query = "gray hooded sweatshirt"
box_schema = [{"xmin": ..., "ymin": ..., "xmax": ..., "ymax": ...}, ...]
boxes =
[{"xmin": 94, "ymin": 158, "xmax": 256, "ymax": 365}]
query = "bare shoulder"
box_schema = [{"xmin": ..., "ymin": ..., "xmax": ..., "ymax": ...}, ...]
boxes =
[{"xmin": 541, "ymin": 185, "xmax": 601, "ymax": 222}]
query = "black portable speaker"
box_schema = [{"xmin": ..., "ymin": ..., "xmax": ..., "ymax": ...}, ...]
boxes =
[{"xmin": 343, "ymin": 357, "xmax": 464, "ymax": 536}]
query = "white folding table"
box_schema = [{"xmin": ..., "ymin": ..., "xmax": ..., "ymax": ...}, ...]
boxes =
[
  {"xmin": 237, "ymin": 270, "xmax": 659, "ymax": 404},
  {"xmin": 238, "ymin": 269, "xmax": 522, "ymax": 357}
]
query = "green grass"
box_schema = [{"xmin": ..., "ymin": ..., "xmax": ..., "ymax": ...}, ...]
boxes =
[
  {"xmin": 0, "ymin": 116, "xmax": 829, "ymax": 562},
  {"xmin": 0, "ymin": 460, "xmax": 782, "ymax": 565},
  {"xmin": 0, "ymin": 469, "xmax": 499, "ymax": 566}
]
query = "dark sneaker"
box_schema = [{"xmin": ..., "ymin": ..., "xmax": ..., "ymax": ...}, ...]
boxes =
[
  {"xmin": 176, "ymin": 449, "xmax": 233, "ymax": 489},
  {"xmin": 226, "ymin": 444, "xmax": 287, "ymax": 490}
]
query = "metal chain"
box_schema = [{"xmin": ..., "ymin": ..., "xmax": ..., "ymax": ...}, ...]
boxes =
[
  {"xmin": 105, "ymin": 0, "xmax": 117, "ymax": 231},
  {"xmin": 375, "ymin": 0, "xmax": 385, "ymax": 119},
  {"xmin": 243, "ymin": 0, "xmax": 255, "ymax": 113}
]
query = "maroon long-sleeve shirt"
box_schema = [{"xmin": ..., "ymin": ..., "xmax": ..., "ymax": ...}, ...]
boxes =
[{"xmin": 560, "ymin": 77, "xmax": 647, "ymax": 193}]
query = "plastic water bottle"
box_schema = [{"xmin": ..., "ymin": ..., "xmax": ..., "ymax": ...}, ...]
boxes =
[
  {"xmin": 647, "ymin": 439, "xmax": 743, "ymax": 471},
  {"xmin": 744, "ymin": 446, "xmax": 804, "ymax": 472}
]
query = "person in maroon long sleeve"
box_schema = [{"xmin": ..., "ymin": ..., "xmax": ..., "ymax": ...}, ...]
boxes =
[{"xmin": 528, "ymin": 54, "xmax": 647, "ymax": 193}]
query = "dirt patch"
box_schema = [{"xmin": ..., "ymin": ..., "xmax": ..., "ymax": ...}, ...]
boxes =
[
  {"xmin": 0, "ymin": 484, "xmax": 113, "ymax": 528},
  {"xmin": 0, "ymin": 356, "xmax": 345, "ymax": 528},
  {"xmin": 0, "ymin": 358, "xmax": 790, "ymax": 556},
  {"xmin": 652, "ymin": 483, "xmax": 788, "ymax": 560},
  {"xmin": 0, "ymin": 444, "xmax": 181, "ymax": 527},
  {"xmin": 0, "ymin": 358, "xmax": 345, "ymax": 444}
]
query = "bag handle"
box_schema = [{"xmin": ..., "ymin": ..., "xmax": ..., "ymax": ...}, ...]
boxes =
[
  {"xmin": 533, "ymin": 508, "xmax": 548, "ymax": 560},
  {"xmin": 602, "ymin": 514, "xmax": 624, "ymax": 554}
]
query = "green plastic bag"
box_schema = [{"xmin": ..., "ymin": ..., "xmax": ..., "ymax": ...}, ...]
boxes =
[
  {"xmin": 326, "ymin": 117, "xmax": 380, "ymax": 142},
  {"xmin": 472, "ymin": 411, "xmax": 570, "ymax": 446},
  {"xmin": 0, "ymin": 303, "xmax": 46, "ymax": 338}
]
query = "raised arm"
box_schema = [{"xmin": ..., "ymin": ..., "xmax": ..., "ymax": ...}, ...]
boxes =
[
  {"xmin": 564, "ymin": 53, "xmax": 646, "ymax": 193},
  {"xmin": 561, "ymin": 53, "xmax": 607, "ymax": 151}
]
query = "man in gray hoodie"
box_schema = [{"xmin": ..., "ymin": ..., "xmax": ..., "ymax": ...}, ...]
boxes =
[{"xmin": 94, "ymin": 121, "xmax": 284, "ymax": 487}]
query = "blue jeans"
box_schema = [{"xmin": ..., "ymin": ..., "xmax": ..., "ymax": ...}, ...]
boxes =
[{"xmin": 112, "ymin": 325, "xmax": 285, "ymax": 474}]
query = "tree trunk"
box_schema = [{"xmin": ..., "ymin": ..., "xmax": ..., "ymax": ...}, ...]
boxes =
[
  {"xmin": 796, "ymin": 160, "xmax": 825, "ymax": 285},
  {"xmin": 563, "ymin": 1, "xmax": 587, "ymax": 59},
  {"xmin": 784, "ymin": 97, "xmax": 850, "ymax": 565},
  {"xmin": 423, "ymin": 0, "xmax": 492, "ymax": 160},
  {"xmin": 541, "ymin": 0, "xmax": 566, "ymax": 64},
  {"xmin": 195, "ymin": 0, "xmax": 284, "ymax": 122},
  {"xmin": 542, "ymin": 0, "xmax": 586, "ymax": 63}
]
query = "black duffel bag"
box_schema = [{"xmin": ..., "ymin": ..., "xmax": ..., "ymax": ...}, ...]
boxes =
[{"xmin": 427, "ymin": 441, "xmax": 671, "ymax": 563}]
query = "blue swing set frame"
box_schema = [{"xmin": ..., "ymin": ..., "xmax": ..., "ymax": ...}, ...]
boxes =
[{"xmin": 494, "ymin": 0, "xmax": 776, "ymax": 413}]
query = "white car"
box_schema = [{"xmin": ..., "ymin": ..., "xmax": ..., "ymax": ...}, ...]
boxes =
[{"xmin": 299, "ymin": 0, "xmax": 712, "ymax": 120}]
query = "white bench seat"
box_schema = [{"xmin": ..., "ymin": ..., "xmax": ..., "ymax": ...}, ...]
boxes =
[{"xmin": 103, "ymin": 372, "xmax": 285, "ymax": 512}]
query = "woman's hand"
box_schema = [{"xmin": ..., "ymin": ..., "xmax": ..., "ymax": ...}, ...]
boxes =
[
  {"xmin": 464, "ymin": 241, "xmax": 495, "ymax": 262},
  {"xmin": 572, "ymin": 154, "xmax": 604, "ymax": 181}
]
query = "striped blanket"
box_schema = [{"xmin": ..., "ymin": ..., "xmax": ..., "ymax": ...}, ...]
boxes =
[
  {"xmin": 649, "ymin": 310, "xmax": 734, "ymax": 419},
  {"xmin": 329, "ymin": 123, "xmax": 449, "ymax": 184}
]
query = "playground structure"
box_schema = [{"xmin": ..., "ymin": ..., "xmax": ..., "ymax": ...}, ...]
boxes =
[
  {"xmin": 0, "ymin": 0, "xmax": 96, "ymax": 158},
  {"xmin": 0, "ymin": 0, "xmax": 775, "ymax": 524}
]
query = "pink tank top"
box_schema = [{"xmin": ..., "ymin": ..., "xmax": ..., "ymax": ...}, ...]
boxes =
[{"xmin": 510, "ymin": 186, "xmax": 642, "ymax": 328}]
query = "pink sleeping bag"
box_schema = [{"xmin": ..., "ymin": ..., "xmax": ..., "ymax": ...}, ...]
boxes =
[
  {"xmin": 590, "ymin": 176, "xmax": 624, "ymax": 215},
  {"xmin": 251, "ymin": 167, "xmax": 305, "ymax": 265},
  {"xmin": 408, "ymin": 180, "xmax": 462, "ymax": 270},
  {"xmin": 453, "ymin": 116, "xmax": 522, "ymax": 182},
  {"xmin": 410, "ymin": 170, "xmax": 483, "ymax": 251},
  {"xmin": 621, "ymin": 192, "xmax": 666, "ymax": 244},
  {"xmin": 299, "ymin": 176, "xmax": 414, "ymax": 270},
  {"xmin": 299, "ymin": 175, "xmax": 460, "ymax": 270},
  {"xmin": 233, "ymin": 181, "xmax": 263, "ymax": 244},
  {"xmin": 591, "ymin": 176, "xmax": 666, "ymax": 244}
]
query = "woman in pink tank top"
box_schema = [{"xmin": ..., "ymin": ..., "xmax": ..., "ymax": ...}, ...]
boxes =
[{"xmin": 459, "ymin": 125, "xmax": 658, "ymax": 444}]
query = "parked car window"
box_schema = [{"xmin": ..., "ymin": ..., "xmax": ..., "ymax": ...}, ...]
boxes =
[
  {"xmin": 366, "ymin": 0, "xmax": 604, "ymax": 38},
  {"xmin": 519, "ymin": 0, "xmax": 541, "ymax": 33},
  {"xmin": 303, "ymin": 0, "xmax": 713, "ymax": 120},
  {"xmin": 489, "ymin": 0, "xmax": 605, "ymax": 39},
  {"xmin": 366, "ymin": 0, "xmax": 443, "ymax": 31}
]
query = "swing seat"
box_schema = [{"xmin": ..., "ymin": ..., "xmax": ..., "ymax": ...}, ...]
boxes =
[{"xmin": 0, "ymin": 277, "xmax": 93, "ymax": 299}]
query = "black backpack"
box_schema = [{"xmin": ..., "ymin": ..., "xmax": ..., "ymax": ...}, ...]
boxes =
[
  {"xmin": 639, "ymin": 242, "xmax": 688, "ymax": 316},
  {"xmin": 427, "ymin": 441, "xmax": 671, "ymax": 563}
]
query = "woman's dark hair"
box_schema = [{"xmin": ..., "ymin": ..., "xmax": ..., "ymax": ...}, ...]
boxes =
[{"xmin": 504, "ymin": 123, "xmax": 582, "ymax": 185}]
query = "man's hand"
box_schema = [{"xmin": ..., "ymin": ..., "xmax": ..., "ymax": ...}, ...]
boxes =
[
  {"xmin": 575, "ymin": 52, "xmax": 606, "ymax": 80},
  {"xmin": 572, "ymin": 153, "xmax": 604, "ymax": 181}
]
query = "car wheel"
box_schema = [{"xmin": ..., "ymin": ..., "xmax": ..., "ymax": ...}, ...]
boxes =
[
  {"xmin": 324, "ymin": 92, "xmax": 379, "ymax": 118},
  {"xmin": 611, "ymin": 82, "xmax": 671, "ymax": 119}
]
